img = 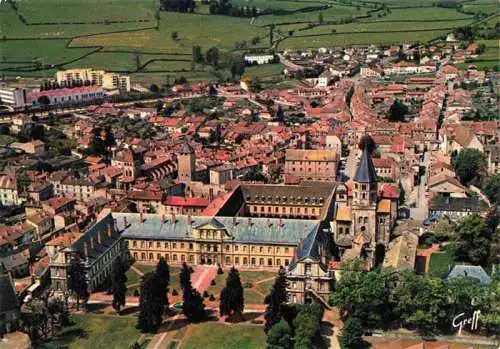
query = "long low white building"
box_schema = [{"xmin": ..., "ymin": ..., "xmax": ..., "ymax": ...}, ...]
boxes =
[{"xmin": 28, "ymin": 85, "xmax": 105, "ymax": 105}]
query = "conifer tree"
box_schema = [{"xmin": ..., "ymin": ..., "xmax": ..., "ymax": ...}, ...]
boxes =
[
  {"xmin": 67, "ymin": 256, "xmax": 89, "ymax": 311},
  {"xmin": 156, "ymin": 257, "xmax": 170, "ymax": 310},
  {"xmin": 137, "ymin": 272, "xmax": 163, "ymax": 333},
  {"xmin": 219, "ymin": 267, "xmax": 244, "ymax": 318},
  {"xmin": 180, "ymin": 263, "xmax": 205, "ymax": 322},
  {"xmin": 111, "ymin": 257, "xmax": 127, "ymax": 314},
  {"xmin": 264, "ymin": 267, "xmax": 287, "ymax": 333}
]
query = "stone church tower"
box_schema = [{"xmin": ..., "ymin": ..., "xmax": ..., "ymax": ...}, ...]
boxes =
[
  {"xmin": 351, "ymin": 142, "xmax": 378, "ymax": 259},
  {"xmin": 177, "ymin": 139, "xmax": 196, "ymax": 182}
]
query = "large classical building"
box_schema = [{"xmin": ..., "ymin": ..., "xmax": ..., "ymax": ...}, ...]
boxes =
[
  {"xmin": 284, "ymin": 149, "xmax": 339, "ymax": 182},
  {"xmin": 213, "ymin": 182, "xmax": 337, "ymax": 221},
  {"xmin": 66, "ymin": 142, "xmax": 397, "ymax": 306}
]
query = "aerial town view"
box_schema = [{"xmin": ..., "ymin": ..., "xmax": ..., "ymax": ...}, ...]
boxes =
[{"xmin": 0, "ymin": 0, "xmax": 498, "ymax": 348}]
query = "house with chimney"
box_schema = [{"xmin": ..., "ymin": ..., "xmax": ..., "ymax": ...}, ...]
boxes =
[{"xmin": 47, "ymin": 212, "xmax": 125, "ymax": 293}]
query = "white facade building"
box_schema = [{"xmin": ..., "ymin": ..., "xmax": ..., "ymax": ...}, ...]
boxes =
[
  {"xmin": 244, "ymin": 55, "xmax": 275, "ymax": 65},
  {"xmin": 0, "ymin": 86, "xmax": 27, "ymax": 107}
]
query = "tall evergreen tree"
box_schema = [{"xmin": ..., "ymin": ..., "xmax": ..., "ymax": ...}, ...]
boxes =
[
  {"xmin": 180, "ymin": 263, "xmax": 205, "ymax": 322},
  {"xmin": 219, "ymin": 267, "xmax": 244, "ymax": 318},
  {"xmin": 67, "ymin": 256, "xmax": 89, "ymax": 311},
  {"xmin": 111, "ymin": 257, "xmax": 128, "ymax": 314},
  {"xmin": 264, "ymin": 267, "xmax": 287, "ymax": 333},
  {"xmin": 180, "ymin": 262, "xmax": 190, "ymax": 292},
  {"xmin": 156, "ymin": 257, "xmax": 170, "ymax": 310},
  {"xmin": 137, "ymin": 272, "xmax": 164, "ymax": 333}
]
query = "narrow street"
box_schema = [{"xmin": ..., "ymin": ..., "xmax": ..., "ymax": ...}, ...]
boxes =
[{"xmin": 410, "ymin": 150, "xmax": 430, "ymax": 222}]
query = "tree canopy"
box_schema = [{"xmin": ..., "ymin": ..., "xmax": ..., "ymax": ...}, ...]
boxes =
[
  {"xmin": 454, "ymin": 214, "xmax": 496, "ymax": 267},
  {"xmin": 452, "ymin": 148, "xmax": 486, "ymax": 185},
  {"xmin": 388, "ymin": 99, "xmax": 409, "ymax": 122},
  {"xmin": 483, "ymin": 174, "xmax": 500, "ymax": 204}
]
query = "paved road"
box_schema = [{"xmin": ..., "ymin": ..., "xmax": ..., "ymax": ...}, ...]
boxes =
[{"xmin": 410, "ymin": 151, "xmax": 430, "ymax": 221}]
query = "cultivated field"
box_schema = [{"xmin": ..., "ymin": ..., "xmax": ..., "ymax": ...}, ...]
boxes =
[{"xmin": 0, "ymin": 0, "xmax": 498, "ymax": 82}]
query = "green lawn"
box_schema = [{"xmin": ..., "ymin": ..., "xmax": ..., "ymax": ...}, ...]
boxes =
[
  {"xmin": 130, "ymin": 264, "xmax": 182, "ymax": 295},
  {"xmin": 41, "ymin": 314, "xmax": 142, "ymax": 349},
  {"xmin": 182, "ymin": 323, "xmax": 266, "ymax": 349},
  {"xmin": 206, "ymin": 270, "xmax": 276, "ymax": 303},
  {"xmin": 429, "ymin": 244, "xmax": 456, "ymax": 277}
]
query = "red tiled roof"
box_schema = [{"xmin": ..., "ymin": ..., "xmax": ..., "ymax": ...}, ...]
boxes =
[
  {"xmin": 166, "ymin": 196, "xmax": 209, "ymax": 207},
  {"xmin": 29, "ymin": 85, "xmax": 103, "ymax": 99}
]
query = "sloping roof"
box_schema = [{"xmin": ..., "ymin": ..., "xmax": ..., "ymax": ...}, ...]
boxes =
[
  {"xmin": 0, "ymin": 273, "xmax": 18, "ymax": 313},
  {"xmin": 445, "ymin": 265, "xmax": 492, "ymax": 285},
  {"xmin": 166, "ymin": 196, "xmax": 209, "ymax": 207},
  {"xmin": 353, "ymin": 147, "xmax": 377, "ymax": 183},
  {"xmin": 116, "ymin": 212, "xmax": 319, "ymax": 246},
  {"xmin": 429, "ymin": 195, "xmax": 488, "ymax": 212}
]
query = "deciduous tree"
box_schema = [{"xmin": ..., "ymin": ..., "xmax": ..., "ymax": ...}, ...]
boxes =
[{"xmin": 452, "ymin": 148, "xmax": 486, "ymax": 185}]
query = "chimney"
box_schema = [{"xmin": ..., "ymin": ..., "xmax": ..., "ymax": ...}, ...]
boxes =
[
  {"xmin": 171, "ymin": 213, "xmax": 176, "ymax": 224},
  {"xmin": 279, "ymin": 218, "xmax": 284, "ymax": 227},
  {"xmin": 83, "ymin": 242, "xmax": 88, "ymax": 259},
  {"xmin": 232, "ymin": 216, "xmax": 237, "ymax": 226},
  {"xmin": 97, "ymin": 231, "xmax": 102, "ymax": 245},
  {"xmin": 123, "ymin": 216, "xmax": 128, "ymax": 228},
  {"xmin": 140, "ymin": 211, "xmax": 145, "ymax": 223},
  {"xmin": 161, "ymin": 214, "xmax": 166, "ymax": 224},
  {"xmin": 89, "ymin": 236, "xmax": 94, "ymax": 251},
  {"xmin": 267, "ymin": 217, "xmax": 271, "ymax": 227},
  {"xmin": 248, "ymin": 217, "xmax": 252, "ymax": 226},
  {"xmin": 188, "ymin": 215, "xmax": 192, "ymax": 225},
  {"xmin": 208, "ymin": 188, "xmax": 214, "ymax": 202}
]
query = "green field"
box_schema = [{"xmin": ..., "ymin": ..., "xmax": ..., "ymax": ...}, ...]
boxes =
[
  {"xmin": 182, "ymin": 322, "xmax": 267, "ymax": 349},
  {"xmin": 0, "ymin": 0, "xmax": 497, "ymax": 82},
  {"xmin": 42, "ymin": 314, "xmax": 142, "ymax": 349}
]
